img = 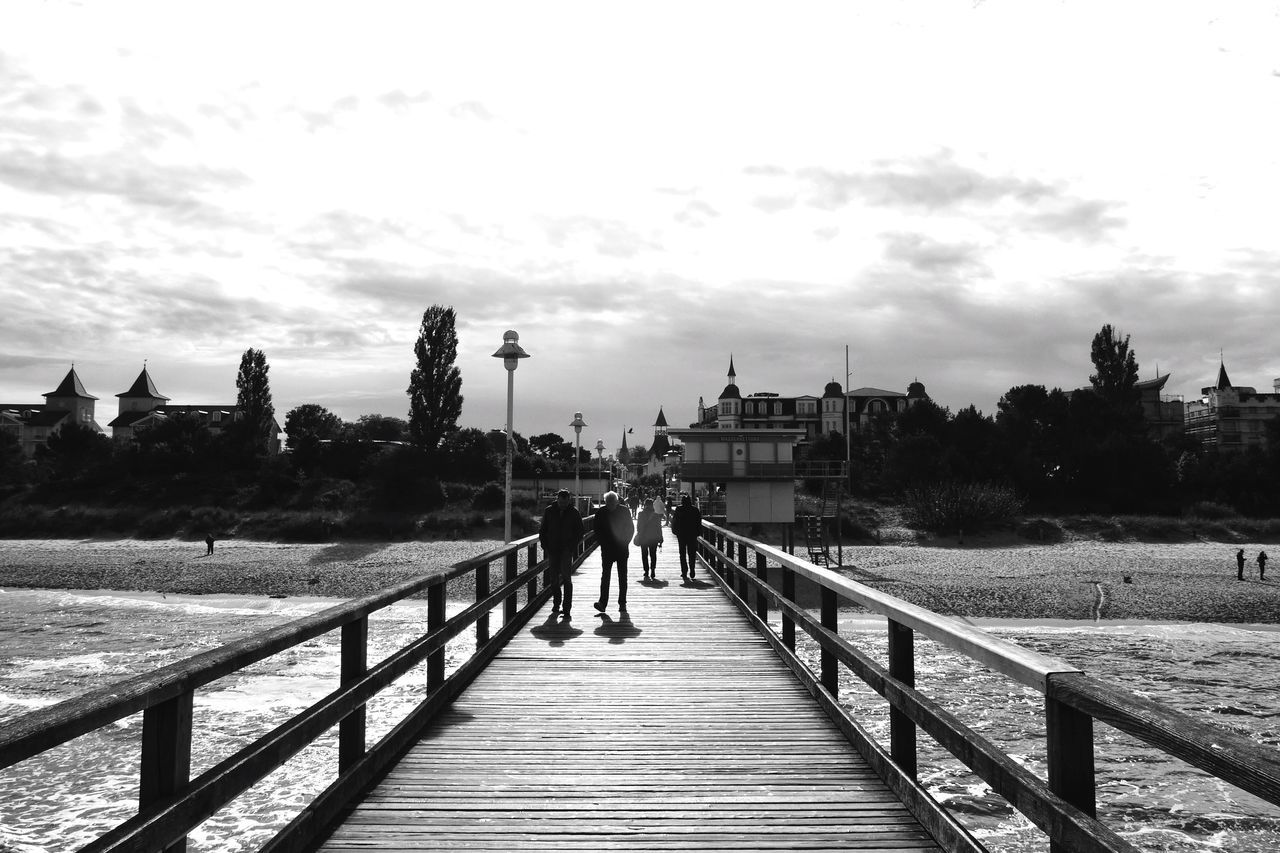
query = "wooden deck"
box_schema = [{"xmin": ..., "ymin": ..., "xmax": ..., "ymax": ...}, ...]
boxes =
[{"xmin": 319, "ymin": 543, "xmax": 942, "ymax": 851}]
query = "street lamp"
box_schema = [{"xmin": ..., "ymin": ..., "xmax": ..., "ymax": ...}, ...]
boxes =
[
  {"xmin": 570, "ymin": 411, "xmax": 587, "ymax": 497},
  {"xmin": 491, "ymin": 330, "xmax": 530, "ymax": 543},
  {"xmin": 595, "ymin": 439, "xmax": 605, "ymax": 493}
]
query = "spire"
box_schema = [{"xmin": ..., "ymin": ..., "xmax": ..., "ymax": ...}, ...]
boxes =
[
  {"xmin": 45, "ymin": 366, "xmax": 97, "ymax": 400},
  {"xmin": 1216, "ymin": 358, "xmax": 1232, "ymax": 391},
  {"xmin": 117, "ymin": 365, "xmax": 170, "ymax": 400},
  {"xmin": 654, "ymin": 407, "xmax": 668, "ymax": 428},
  {"xmin": 620, "ymin": 429, "xmax": 629, "ymax": 453},
  {"xmin": 727, "ymin": 355, "xmax": 736, "ymax": 381}
]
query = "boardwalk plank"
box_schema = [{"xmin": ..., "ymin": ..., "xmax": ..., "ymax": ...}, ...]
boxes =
[{"xmin": 319, "ymin": 545, "xmax": 942, "ymax": 852}]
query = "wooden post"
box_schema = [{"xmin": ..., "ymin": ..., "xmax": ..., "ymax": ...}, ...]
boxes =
[
  {"xmin": 754, "ymin": 551, "xmax": 768, "ymax": 622},
  {"xmin": 339, "ymin": 616, "xmax": 368, "ymax": 772},
  {"xmin": 427, "ymin": 583, "xmax": 445, "ymax": 690},
  {"xmin": 504, "ymin": 551, "xmax": 518, "ymax": 624},
  {"xmin": 820, "ymin": 587, "xmax": 838, "ymax": 697},
  {"xmin": 475, "ymin": 560, "xmax": 490, "ymax": 646},
  {"xmin": 888, "ymin": 618, "xmax": 917, "ymax": 779},
  {"xmin": 737, "ymin": 542, "xmax": 749, "ymax": 600},
  {"xmin": 782, "ymin": 566, "xmax": 796, "ymax": 651},
  {"xmin": 1047, "ymin": 696, "xmax": 1096, "ymax": 853},
  {"xmin": 140, "ymin": 691, "xmax": 193, "ymax": 853},
  {"xmin": 715, "ymin": 532, "xmax": 725, "ymax": 576}
]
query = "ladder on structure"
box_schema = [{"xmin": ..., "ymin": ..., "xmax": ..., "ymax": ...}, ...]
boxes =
[{"xmin": 803, "ymin": 479, "xmax": 844, "ymax": 566}]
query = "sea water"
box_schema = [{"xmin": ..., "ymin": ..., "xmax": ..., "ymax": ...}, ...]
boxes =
[{"xmin": 1, "ymin": 590, "xmax": 1279, "ymax": 852}]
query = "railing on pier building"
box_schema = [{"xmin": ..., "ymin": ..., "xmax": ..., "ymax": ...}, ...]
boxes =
[{"xmin": 1, "ymin": 517, "xmax": 1278, "ymax": 853}]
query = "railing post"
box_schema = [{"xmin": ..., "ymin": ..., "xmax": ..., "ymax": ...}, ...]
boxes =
[
  {"xmin": 888, "ymin": 618, "xmax": 917, "ymax": 779},
  {"xmin": 526, "ymin": 542, "xmax": 538, "ymax": 602},
  {"xmin": 475, "ymin": 560, "xmax": 490, "ymax": 646},
  {"xmin": 782, "ymin": 566, "xmax": 795, "ymax": 651},
  {"xmin": 715, "ymin": 532, "xmax": 725, "ymax": 576},
  {"xmin": 339, "ymin": 616, "xmax": 368, "ymax": 772},
  {"xmin": 1047, "ymin": 695, "xmax": 1096, "ymax": 853},
  {"xmin": 140, "ymin": 690, "xmax": 193, "ymax": 853},
  {"xmin": 820, "ymin": 587, "xmax": 838, "ymax": 697},
  {"xmin": 504, "ymin": 551, "xmax": 518, "ymax": 624},
  {"xmin": 754, "ymin": 551, "xmax": 768, "ymax": 622},
  {"xmin": 427, "ymin": 583, "xmax": 445, "ymax": 690},
  {"xmin": 737, "ymin": 542, "xmax": 749, "ymax": 600}
]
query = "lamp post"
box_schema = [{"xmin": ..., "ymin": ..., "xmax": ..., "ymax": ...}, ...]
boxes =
[
  {"xmin": 570, "ymin": 411, "xmax": 587, "ymax": 497},
  {"xmin": 595, "ymin": 439, "xmax": 605, "ymax": 493},
  {"xmin": 491, "ymin": 330, "xmax": 530, "ymax": 543}
]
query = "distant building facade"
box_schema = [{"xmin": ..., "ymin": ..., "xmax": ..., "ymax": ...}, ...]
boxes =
[
  {"xmin": 693, "ymin": 357, "xmax": 930, "ymax": 441},
  {"xmin": 1, "ymin": 365, "xmax": 281, "ymax": 457},
  {"xmin": 1184, "ymin": 362, "xmax": 1280, "ymax": 451}
]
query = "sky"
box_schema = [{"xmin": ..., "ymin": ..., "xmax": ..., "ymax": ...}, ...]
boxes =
[{"xmin": 3, "ymin": 1, "xmax": 1279, "ymax": 454}]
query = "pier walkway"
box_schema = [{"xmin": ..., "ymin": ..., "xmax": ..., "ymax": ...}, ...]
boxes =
[{"xmin": 321, "ymin": 546, "xmax": 937, "ymax": 851}]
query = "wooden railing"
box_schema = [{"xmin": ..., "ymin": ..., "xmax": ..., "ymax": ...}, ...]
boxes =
[
  {"xmin": 0, "ymin": 524, "xmax": 597, "ymax": 853},
  {"xmin": 699, "ymin": 521, "xmax": 1280, "ymax": 853}
]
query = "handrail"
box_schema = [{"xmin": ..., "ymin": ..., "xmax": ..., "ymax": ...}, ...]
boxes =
[
  {"xmin": 700, "ymin": 520, "xmax": 1280, "ymax": 853},
  {"xmin": 0, "ymin": 523, "xmax": 599, "ymax": 853}
]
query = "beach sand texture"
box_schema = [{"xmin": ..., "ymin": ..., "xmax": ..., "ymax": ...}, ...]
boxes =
[{"xmin": 1, "ymin": 538, "xmax": 1277, "ymax": 623}]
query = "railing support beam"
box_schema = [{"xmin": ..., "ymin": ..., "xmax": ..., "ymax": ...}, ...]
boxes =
[
  {"xmin": 782, "ymin": 566, "xmax": 795, "ymax": 651},
  {"xmin": 475, "ymin": 562, "xmax": 490, "ymax": 646},
  {"xmin": 754, "ymin": 552, "xmax": 769, "ymax": 622},
  {"xmin": 888, "ymin": 618, "xmax": 918, "ymax": 779},
  {"xmin": 339, "ymin": 616, "xmax": 368, "ymax": 772},
  {"xmin": 427, "ymin": 584, "xmax": 445, "ymax": 690},
  {"xmin": 1047, "ymin": 696, "xmax": 1096, "ymax": 853},
  {"xmin": 820, "ymin": 587, "xmax": 838, "ymax": 697},
  {"xmin": 140, "ymin": 690, "xmax": 193, "ymax": 853},
  {"xmin": 504, "ymin": 552, "xmax": 518, "ymax": 625}
]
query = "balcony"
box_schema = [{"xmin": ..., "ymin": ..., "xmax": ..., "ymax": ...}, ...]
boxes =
[{"xmin": 681, "ymin": 460, "xmax": 847, "ymax": 480}]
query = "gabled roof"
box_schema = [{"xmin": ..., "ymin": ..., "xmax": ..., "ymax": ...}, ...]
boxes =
[
  {"xmin": 117, "ymin": 367, "xmax": 170, "ymax": 400},
  {"xmin": 24, "ymin": 409, "xmax": 73, "ymax": 427},
  {"xmin": 45, "ymin": 367, "xmax": 97, "ymax": 400},
  {"xmin": 654, "ymin": 407, "xmax": 668, "ymax": 427},
  {"xmin": 847, "ymin": 386, "xmax": 905, "ymax": 398},
  {"xmin": 108, "ymin": 410, "xmax": 162, "ymax": 428}
]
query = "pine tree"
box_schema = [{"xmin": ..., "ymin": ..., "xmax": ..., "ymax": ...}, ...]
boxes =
[{"xmin": 407, "ymin": 305, "xmax": 464, "ymax": 455}]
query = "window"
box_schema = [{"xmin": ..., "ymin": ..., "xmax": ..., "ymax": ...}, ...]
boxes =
[{"xmin": 773, "ymin": 402, "xmax": 782, "ymax": 415}]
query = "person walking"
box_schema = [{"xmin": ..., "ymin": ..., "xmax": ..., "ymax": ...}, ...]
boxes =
[
  {"xmin": 593, "ymin": 491, "xmax": 635, "ymax": 614},
  {"xmin": 671, "ymin": 494, "xmax": 704, "ymax": 581},
  {"xmin": 628, "ymin": 491, "xmax": 640, "ymax": 519},
  {"xmin": 634, "ymin": 499, "xmax": 664, "ymax": 580},
  {"xmin": 1237, "ymin": 548, "xmax": 1246, "ymax": 581},
  {"xmin": 1259, "ymin": 551, "xmax": 1269, "ymax": 581},
  {"xmin": 539, "ymin": 489, "xmax": 584, "ymax": 620},
  {"xmin": 205, "ymin": 534, "xmax": 215, "ymax": 555},
  {"xmin": 652, "ymin": 492, "xmax": 667, "ymax": 527}
]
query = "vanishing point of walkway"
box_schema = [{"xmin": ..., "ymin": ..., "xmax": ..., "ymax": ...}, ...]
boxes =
[{"xmin": 319, "ymin": 544, "xmax": 941, "ymax": 851}]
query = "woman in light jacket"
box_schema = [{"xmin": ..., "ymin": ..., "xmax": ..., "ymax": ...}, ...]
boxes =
[{"xmin": 634, "ymin": 499, "xmax": 664, "ymax": 580}]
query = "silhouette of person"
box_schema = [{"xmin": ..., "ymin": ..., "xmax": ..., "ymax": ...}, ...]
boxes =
[
  {"xmin": 627, "ymin": 491, "xmax": 640, "ymax": 519},
  {"xmin": 1237, "ymin": 548, "xmax": 1246, "ymax": 581},
  {"xmin": 539, "ymin": 489, "xmax": 584, "ymax": 620},
  {"xmin": 593, "ymin": 491, "xmax": 634, "ymax": 615},
  {"xmin": 634, "ymin": 499, "xmax": 663, "ymax": 580},
  {"xmin": 652, "ymin": 493, "xmax": 667, "ymax": 527},
  {"xmin": 671, "ymin": 494, "xmax": 703, "ymax": 580},
  {"xmin": 205, "ymin": 534, "xmax": 215, "ymax": 555},
  {"xmin": 1259, "ymin": 551, "xmax": 1268, "ymax": 581}
]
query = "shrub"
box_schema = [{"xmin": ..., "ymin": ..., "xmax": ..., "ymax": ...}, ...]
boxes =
[
  {"xmin": 445, "ymin": 482, "xmax": 476, "ymax": 503},
  {"xmin": 902, "ymin": 482, "xmax": 1024, "ymax": 534},
  {"xmin": 471, "ymin": 482, "xmax": 505, "ymax": 511},
  {"xmin": 1189, "ymin": 501, "xmax": 1238, "ymax": 520}
]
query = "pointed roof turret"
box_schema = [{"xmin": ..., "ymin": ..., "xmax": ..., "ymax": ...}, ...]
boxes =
[
  {"xmin": 45, "ymin": 366, "xmax": 97, "ymax": 400},
  {"xmin": 620, "ymin": 429, "xmax": 629, "ymax": 455},
  {"xmin": 117, "ymin": 365, "xmax": 170, "ymax": 401},
  {"xmin": 1215, "ymin": 360, "xmax": 1232, "ymax": 391},
  {"xmin": 654, "ymin": 407, "xmax": 668, "ymax": 428}
]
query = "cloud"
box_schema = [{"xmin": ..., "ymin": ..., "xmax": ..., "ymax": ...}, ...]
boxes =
[
  {"xmin": 1027, "ymin": 198, "xmax": 1126, "ymax": 241},
  {"xmin": 673, "ymin": 200, "xmax": 719, "ymax": 227},
  {"xmin": 880, "ymin": 232, "xmax": 987, "ymax": 274},
  {"xmin": 541, "ymin": 216, "xmax": 661, "ymax": 258},
  {"xmin": 449, "ymin": 100, "xmax": 493, "ymax": 121}
]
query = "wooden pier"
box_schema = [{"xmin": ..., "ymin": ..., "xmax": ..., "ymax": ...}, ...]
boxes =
[{"xmin": 322, "ymin": 549, "xmax": 940, "ymax": 851}]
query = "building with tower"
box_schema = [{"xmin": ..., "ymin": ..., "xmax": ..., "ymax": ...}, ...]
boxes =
[
  {"xmin": 0, "ymin": 366, "xmax": 103, "ymax": 456},
  {"xmin": 1184, "ymin": 361, "xmax": 1280, "ymax": 450}
]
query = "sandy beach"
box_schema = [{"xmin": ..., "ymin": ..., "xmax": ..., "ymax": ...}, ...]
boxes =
[{"xmin": 1, "ymin": 537, "xmax": 1276, "ymax": 623}]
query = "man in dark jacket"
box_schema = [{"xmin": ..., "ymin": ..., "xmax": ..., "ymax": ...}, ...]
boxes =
[
  {"xmin": 593, "ymin": 491, "xmax": 635, "ymax": 614},
  {"xmin": 539, "ymin": 489, "xmax": 584, "ymax": 620},
  {"xmin": 671, "ymin": 494, "xmax": 704, "ymax": 581}
]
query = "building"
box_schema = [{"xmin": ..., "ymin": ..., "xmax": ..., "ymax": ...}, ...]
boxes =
[
  {"xmin": 695, "ymin": 357, "xmax": 930, "ymax": 441},
  {"xmin": 0, "ymin": 366, "xmax": 103, "ymax": 456},
  {"xmin": 1135, "ymin": 373, "xmax": 1185, "ymax": 442},
  {"xmin": 671, "ymin": 426, "xmax": 807, "ymax": 523},
  {"xmin": 1184, "ymin": 361, "xmax": 1280, "ymax": 451}
]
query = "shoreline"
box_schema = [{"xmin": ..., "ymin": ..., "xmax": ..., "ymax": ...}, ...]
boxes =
[{"xmin": 1, "ymin": 537, "xmax": 1278, "ymax": 624}]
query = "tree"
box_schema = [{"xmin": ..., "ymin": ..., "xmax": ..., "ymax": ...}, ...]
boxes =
[
  {"xmin": 407, "ymin": 305, "xmax": 463, "ymax": 455},
  {"xmin": 529, "ymin": 432, "xmax": 573, "ymax": 462},
  {"xmin": 284, "ymin": 404, "xmax": 344, "ymax": 442},
  {"xmin": 0, "ymin": 429, "xmax": 25, "ymax": 487},
  {"xmin": 234, "ymin": 348, "xmax": 275, "ymax": 454},
  {"xmin": 352, "ymin": 414, "xmax": 408, "ymax": 442},
  {"xmin": 38, "ymin": 422, "xmax": 111, "ymax": 478},
  {"xmin": 1089, "ymin": 324, "xmax": 1141, "ymax": 427}
]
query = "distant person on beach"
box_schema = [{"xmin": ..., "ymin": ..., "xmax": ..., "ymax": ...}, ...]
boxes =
[
  {"xmin": 1260, "ymin": 551, "xmax": 1268, "ymax": 581},
  {"xmin": 634, "ymin": 499, "xmax": 663, "ymax": 580},
  {"xmin": 671, "ymin": 494, "xmax": 703, "ymax": 581},
  {"xmin": 1237, "ymin": 548, "xmax": 1246, "ymax": 581},
  {"xmin": 539, "ymin": 489, "xmax": 584, "ymax": 620},
  {"xmin": 205, "ymin": 534, "xmax": 215, "ymax": 555},
  {"xmin": 593, "ymin": 491, "xmax": 634, "ymax": 615}
]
